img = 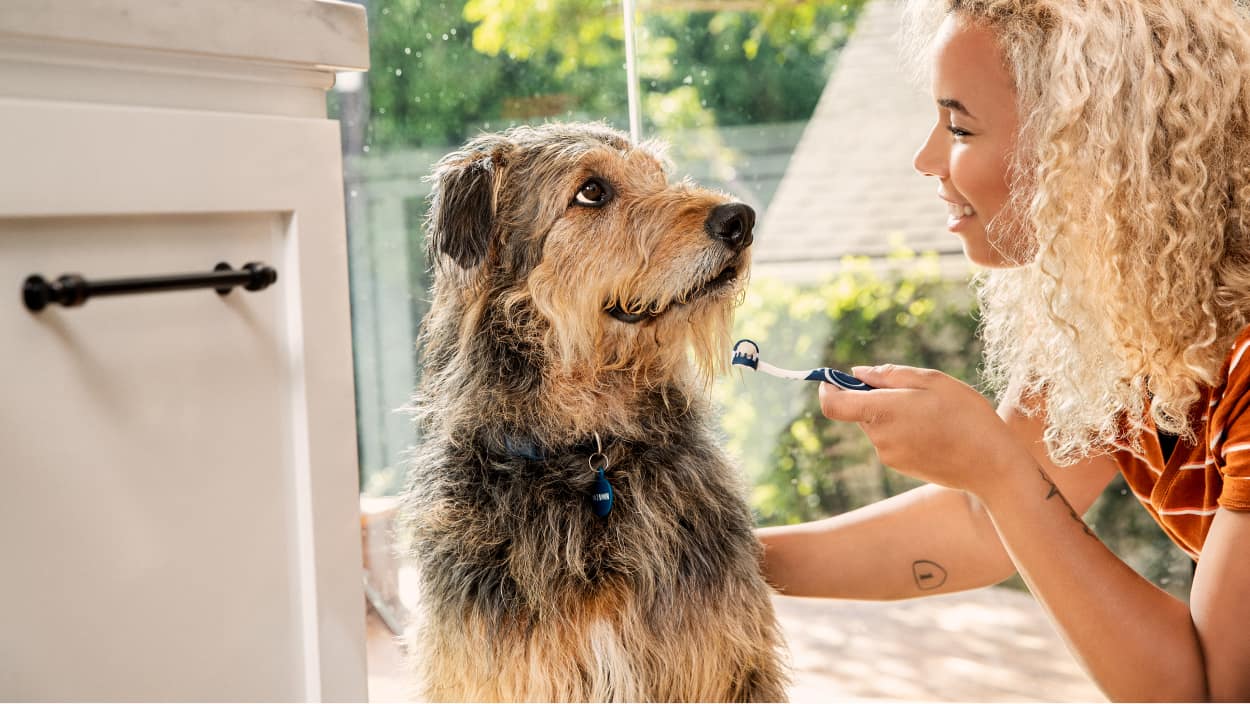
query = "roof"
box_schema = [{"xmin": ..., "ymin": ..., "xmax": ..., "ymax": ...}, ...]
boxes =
[{"xmin": 753, "ymin": 0, "xmax": 967, "ymax": 280}]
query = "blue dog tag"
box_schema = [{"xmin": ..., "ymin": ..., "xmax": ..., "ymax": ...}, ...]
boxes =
[{"xmin": 590, "ymin": 466, "xmax": 614, "ymax": 518}]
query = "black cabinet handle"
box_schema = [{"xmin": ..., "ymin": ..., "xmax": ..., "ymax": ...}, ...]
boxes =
[{"xmin": 22, "ymin": 261, "xmax": 278, "ymax": 313}]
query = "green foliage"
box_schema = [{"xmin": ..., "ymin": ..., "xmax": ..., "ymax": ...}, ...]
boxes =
[
  {"xmin": 337, "ymin": 0, "xmax": 869, "ymax": 150},
  {"xmin": 716, "ymin": 249, "xmax": 982, "ymax": 527},
  {"xmin": 352, "ymin": 0, "xmax": 631, "ymax": 148},
  {"xmin": 465, "ymin": 0, "xmax": 625, "ymax": 76},
  {"xmin": 639, "ymin": 2, "xmax": 865, "ymax": 130}
]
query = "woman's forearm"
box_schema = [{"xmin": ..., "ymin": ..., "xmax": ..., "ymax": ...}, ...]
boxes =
[
  {"xmin": 757, "ymin": 483, "xmax": 1017, "ymax": 599},
  {"xmin": 979, "ymin": 457, "xmax": 1208, "ymax": 701}
]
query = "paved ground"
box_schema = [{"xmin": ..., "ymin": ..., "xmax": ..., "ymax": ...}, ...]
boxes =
[
  {"xmin": 773, "ymin": 588, "xmax": 1103, "ymax": 702},
  {"xmin": 366, "ymin": 586, "xmax": 1104, "ymax": 702}
]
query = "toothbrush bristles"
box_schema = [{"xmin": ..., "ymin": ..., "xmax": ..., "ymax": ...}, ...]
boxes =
[{"xmin": 731, "ymin": 339, "xmax": 821, "ymax": 380}]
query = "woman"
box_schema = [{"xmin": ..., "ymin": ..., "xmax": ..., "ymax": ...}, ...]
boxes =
[{"xmin": 758, "ymin": 1, "xmax": 1250, "ymax": 700}]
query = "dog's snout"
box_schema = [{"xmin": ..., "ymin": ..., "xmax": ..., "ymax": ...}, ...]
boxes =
[{"xmin": 704, "ymin": 203, "xmax": 755, "ymax": 252}]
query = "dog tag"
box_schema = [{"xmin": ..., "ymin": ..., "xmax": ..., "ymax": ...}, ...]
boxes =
[{"xmin": 590, "ymin": 466, "xmax": 614, "ymax": 518}]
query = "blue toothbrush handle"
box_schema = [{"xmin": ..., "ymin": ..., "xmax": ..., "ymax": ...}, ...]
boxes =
[{"xmin": 803, "ymin": 367, "xmax": 875, "ymax": 391}]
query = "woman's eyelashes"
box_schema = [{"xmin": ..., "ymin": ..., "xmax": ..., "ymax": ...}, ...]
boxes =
[{"xmin": 946, "ymin": 124, "xmax": 974, "ymax": 140}]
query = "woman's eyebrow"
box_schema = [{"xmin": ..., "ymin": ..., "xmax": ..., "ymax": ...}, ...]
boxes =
[{"xmin": 938, "ymin": 97, "xmax": 976, "ymax": 119}]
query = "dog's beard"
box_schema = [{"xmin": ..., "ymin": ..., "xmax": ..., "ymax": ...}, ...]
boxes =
[
  {"xmin": 605, "ymin": 258, "xmax": 747, "ymax": 386},
  {"xmin": 604, "ymin": 253, "xmax": 745, "ymax": 323},
  {"xmin": 524, "ymin": 243, "xmax": 749, "ymax": 387}
]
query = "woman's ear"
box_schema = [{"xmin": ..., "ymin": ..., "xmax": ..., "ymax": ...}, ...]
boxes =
[{"xmin": 426, "ymin": 138, "xmax": 510, "ymax": 269}]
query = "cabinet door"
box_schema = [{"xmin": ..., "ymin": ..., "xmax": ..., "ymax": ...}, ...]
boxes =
[{"xmin": 0, "ymin": 99, "xmax": 366, "ymax": 702}]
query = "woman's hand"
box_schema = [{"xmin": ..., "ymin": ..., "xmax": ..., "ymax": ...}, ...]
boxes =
[{"xmin": 818, "ymin": 364, "xmax": 1031, "ymax": 500}]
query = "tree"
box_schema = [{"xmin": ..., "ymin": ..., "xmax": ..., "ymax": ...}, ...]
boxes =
[{"xmin": 334, "ymin": 0, "xmax": 870, "ymax": 149}]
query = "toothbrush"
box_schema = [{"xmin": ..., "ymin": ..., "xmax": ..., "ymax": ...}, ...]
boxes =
[{"xmin": 730, "ymin": 339, "xmax": 875, "ymax": 391}]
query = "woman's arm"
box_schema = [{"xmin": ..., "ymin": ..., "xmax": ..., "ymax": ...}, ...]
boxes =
[
  {"xmin": 757, "ymin": 484, "xmax": 1011, "ymax": 599},
  {"xmin": 1191, "ymin": 509, "xmax": 1250, "ymax": 701},
  {"xmin": 821, "ymin": 364, "xmax": 1250, "ymax": 701},
  {"xmin": 758, "ymin": 396, "xmax": 1119, "ymax": 600},
  {"xmin": 980, "ymin": 461, "xmax": 1250, "ymax": 701}
]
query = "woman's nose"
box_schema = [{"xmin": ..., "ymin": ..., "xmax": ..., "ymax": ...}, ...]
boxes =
[{"xmin": 913, "ymin": 121, "xmax": 948, "ymax": 179}]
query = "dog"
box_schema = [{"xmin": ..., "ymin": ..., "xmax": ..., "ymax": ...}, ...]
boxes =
[{"xmin": 399, "ymin": 122, "xmax": 788, "ymax": 702}]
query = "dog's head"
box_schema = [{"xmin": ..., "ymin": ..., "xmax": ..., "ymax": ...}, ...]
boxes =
[{"xmin": 426, "ymin": 122, "xmax": 753, "ymax": 383}]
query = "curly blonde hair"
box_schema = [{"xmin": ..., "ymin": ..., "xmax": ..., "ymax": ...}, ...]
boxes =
[{"xmin": 904, "ymin": 0, "xmax": 1250, "ymax": 463}]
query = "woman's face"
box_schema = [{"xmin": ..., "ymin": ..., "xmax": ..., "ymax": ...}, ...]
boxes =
[{"xmin": 913, "ymin": 13, "xmax": 1029, "ymax": 267}]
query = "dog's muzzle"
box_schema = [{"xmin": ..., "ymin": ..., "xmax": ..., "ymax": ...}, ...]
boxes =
[{"xmin": 605, "ymin": 202, "xmax": 754, "ymax": 325}]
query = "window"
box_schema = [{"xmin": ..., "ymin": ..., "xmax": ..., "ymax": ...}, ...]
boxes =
[{"xmin": 334, "ymin": 2, "xmax": 1193, "ymax": 700}]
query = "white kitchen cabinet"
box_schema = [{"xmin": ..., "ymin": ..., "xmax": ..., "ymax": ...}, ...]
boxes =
[{"xmin": 0, "ymin": 2, "xmax": 371, "ymax": 700}]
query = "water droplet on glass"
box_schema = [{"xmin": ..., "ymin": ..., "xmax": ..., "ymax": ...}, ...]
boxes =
[
  {"xmin": 404, "ymin": 47, "xmax": 412, "ymax": 55},
  {"xmin": 442, "ymin": 33, "xmax": 449, "ymax": 40},
  {"xmin": 395, "ymin": 68, "xmax": 403, "ymax": 76}
]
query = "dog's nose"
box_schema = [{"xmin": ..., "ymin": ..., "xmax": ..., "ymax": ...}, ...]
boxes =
[{"xmin": 705, "ymin": 203, "xmax": 755, "ymax": 252}]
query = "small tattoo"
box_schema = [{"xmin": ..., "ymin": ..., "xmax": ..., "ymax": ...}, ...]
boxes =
[
  {"xmin": 912, "ymin": 560, "xmax": 948, "ymax": 590},
  {"xmin": 1035, "ymin": 465, "xmax": 1097, "ymax": 538}
]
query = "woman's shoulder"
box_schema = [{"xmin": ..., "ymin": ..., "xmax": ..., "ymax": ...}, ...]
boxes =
[
  {"xmin": 1231, "ymin": 322, "xmax": 1250, "ymax": 349},
  {"xmin": 1218, "ymin": 324, "xmax": 1250, "ymax": 387},
  {"xmin": 1205, "ymin": 323, "xmax": 1250, "ymax": 448},
  {"xmin": 1209, "ymin": 324, "xmax": 1250, "ymax": 512}
]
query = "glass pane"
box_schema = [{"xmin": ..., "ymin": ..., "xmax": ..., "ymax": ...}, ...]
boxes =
[
  {"xmin": 330, "ymin": 2, "xmax": 630, "ymax": 700},
  {"xmin": 329, "ymin": 0, "xmax": 630, "ymax": 499}
]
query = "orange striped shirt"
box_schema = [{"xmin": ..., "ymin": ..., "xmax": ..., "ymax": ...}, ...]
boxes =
[{"xmin": 1112, "ymin": 325, "xmax": 1250, "ymax": 559}]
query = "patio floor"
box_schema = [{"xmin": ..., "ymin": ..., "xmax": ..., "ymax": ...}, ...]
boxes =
[{"xmin": 365, "ymin": 586, "xmax": 1104, "ymax": 702}]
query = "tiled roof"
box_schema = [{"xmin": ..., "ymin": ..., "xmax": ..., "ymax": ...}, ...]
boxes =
[{"xmin": 755, "ymin": 0, "xmax": 963, "ymax": 279}]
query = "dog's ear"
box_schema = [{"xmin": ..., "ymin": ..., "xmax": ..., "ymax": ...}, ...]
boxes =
[{"xmin": 427, "ymin": 142, "xmax": 509, "ymax": 269}]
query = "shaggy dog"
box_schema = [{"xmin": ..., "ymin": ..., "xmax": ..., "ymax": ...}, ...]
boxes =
[{"xmin": 400, "ymin": 122, "xmax": 787, "ymax": 702}]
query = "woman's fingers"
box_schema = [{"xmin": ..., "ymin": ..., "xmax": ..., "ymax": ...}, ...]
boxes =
[
  {"xmin": 819, "ymin": 383, "xmax": 896, "ymax": 424},
  {"xmin": 821, "ymin": 364, "xmax": 940, "ymax": 422},
  {"xmin": 850, "ymin": 363, "xmax": 939, "ymax": 389}
]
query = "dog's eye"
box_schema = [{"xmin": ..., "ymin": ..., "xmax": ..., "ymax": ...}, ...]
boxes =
[{"xmin": 573, "ymin": 178, "xmax": 612, "ymax": 207}]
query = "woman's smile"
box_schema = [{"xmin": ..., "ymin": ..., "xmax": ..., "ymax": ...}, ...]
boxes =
[{"xmin": 940, "ymin": 193, "xmax": 976, "ymax": 231}]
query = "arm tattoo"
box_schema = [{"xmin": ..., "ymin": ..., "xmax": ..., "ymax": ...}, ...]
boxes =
[
  {"xmin": 912, "ymin": 559, "xmax": 948, "ymax": 591},
  {"xmin": 1035, "ymin": 464, "xmax": 1097, "ymax": 539}
]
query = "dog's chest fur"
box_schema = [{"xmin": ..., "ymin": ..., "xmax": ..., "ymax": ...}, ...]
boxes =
[
  {"xmin": 402, "ymin": 386, "xmax": 786, "ymax": 701},
  {"xmin": 409, "ymin": 403, "xmax": 758, "ymax": 615}
]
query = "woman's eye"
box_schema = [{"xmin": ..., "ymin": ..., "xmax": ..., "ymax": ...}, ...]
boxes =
[
  {"xmin": 946, "ymin": 124, "xmax": 973, "ymax": 139},
  {"xmin": 574, "ymin": 179, "xmax": 611, "ymax": 206}
]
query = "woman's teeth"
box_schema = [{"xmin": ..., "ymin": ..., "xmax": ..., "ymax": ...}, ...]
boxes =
[{"xmin": 948, "ymin": 202, "xmax": 975, "ymax": 218}]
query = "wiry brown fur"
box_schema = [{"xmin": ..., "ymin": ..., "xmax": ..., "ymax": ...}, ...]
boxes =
[{"xmin": 399, "ymin": 122, "xmax": 788, "ymax": 702}]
